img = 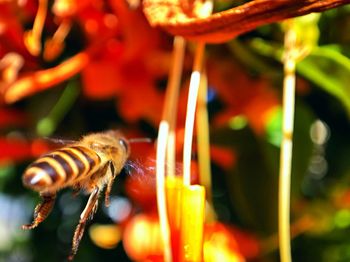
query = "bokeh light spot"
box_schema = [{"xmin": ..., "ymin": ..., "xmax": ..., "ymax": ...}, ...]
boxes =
[
  {"xmin": 265, "ymin": 106, "xmax": 282, "ymax": 147},
  {"xmin": 310, "ymin": 119, "xmax": 330, "ymax": 145},
  {"xmin": 106, "ymin": 196, "xmax": 132, "ymax": 223},
  {"xmin": 228, "ymin": 115, "xmax": 247, "ymax": 130},
  {"xmin": 334, "ymin": 209, "xmax": 350, "ymax": 228}
]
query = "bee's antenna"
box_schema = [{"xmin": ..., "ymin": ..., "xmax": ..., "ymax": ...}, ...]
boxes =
[{"xmin": 129, "ymin": 138, "xmax": 153, "ymax": 143}]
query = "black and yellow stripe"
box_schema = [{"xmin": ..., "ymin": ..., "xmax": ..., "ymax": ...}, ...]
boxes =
[{"xmin": 23, "ymin": 146, "xmax": 101, "ymax": 191}]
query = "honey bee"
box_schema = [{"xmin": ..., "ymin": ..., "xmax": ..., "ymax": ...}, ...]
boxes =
[{"xmin": 22, "ymin": 130, "xmax": 130, "ymax": 260}]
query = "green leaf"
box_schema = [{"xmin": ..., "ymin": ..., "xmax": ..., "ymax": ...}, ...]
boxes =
[
  {"xmin": 297, "ymin": 46, "xmax": 350, "ymax": 116},
  {"xmin": 212, "ymin": 126, "xmax": 279, "ymax": 234},
  {"xmin": 249, "ymin": 38, "xmax": 350, "ymax": 117}
]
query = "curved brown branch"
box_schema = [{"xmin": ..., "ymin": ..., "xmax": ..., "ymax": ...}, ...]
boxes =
[{"xmin": 143, "ymin": 0, "xmax": 350, "ymax": 43}]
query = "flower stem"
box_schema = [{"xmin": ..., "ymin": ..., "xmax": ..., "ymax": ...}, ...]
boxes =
[
  {"xmin": 156, "ymin": 36, "xmax": 186, "ymax": 262},
  {"xmin": 156, "ymin": 121, "xmax": 172, "ymax": 262},
  {"xmin": 278, "ymin": 20, "xmax": 297, "ymax": 262},
  {"xmin": 164, "ymin": 37, "xmax": 186, "ymax": 178},
  {"xmin": 183, "ymin": 42, "xmax": 205, "ymax": 186},
  {"xmin": 196, "ymin": 70, "xmax": 214, "ymax": 211}
]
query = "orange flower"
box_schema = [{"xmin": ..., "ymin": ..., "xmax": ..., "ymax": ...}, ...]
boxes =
[
  {"xmin": 1, "ymin": 0, "xmax": 173, "ymax": 125},
  {"xmin": 0, "ymin": 108, "xmax": 28, "ymax": 127},
  {"xmin": 0, "ymin": 2, "xmax": 35, "ymax": 59},
  {"xmin": 81, "ymin": 1, "xmax": 172, "ymax": 124},
  {"xmin": 210, "ymin": 145, "xmax": 236, "ymax": 170},
  {"xmin": 120, "ymin": 212, "xmax": 259, "ymax": 262},
  {"xmin": 204, "ymin": 223, "xmax": 260, "ymax": 261},
  {"xmin": 207, "ymin": 57, "xmax": 279, "ymax": 135},
  {"xmin": 0, "ymin": 137, "xmax": 52, "ymax": 164},
  {"xmin": 123, "ymin": 212, "xmax": 163, "ymax": 261}
]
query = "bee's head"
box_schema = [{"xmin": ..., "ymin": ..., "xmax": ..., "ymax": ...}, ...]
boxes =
[
  {"xmin": 85, "ymin": 130, "xmax": 130, "ymax": 160},
  {"xmin": 105, "ymin": 130, "xmax": 130, "ymax": 157},
  {"xmin": 85, "ymin": 130, "xmax": 151, "ymax": 162}
]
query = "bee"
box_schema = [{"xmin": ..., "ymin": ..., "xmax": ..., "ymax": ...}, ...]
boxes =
[{"xmin": 22, "ymin": 130, "xmax": 130, "ymax": 260}]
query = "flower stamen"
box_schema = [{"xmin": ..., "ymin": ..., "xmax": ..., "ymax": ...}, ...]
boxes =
[
  {"xmin": 44, "ymin": 19, "xmax": 72, "ymax": 61},
  {"xmin": 24, "ymin": 0, "xmax": 48, "ymax": 56}
]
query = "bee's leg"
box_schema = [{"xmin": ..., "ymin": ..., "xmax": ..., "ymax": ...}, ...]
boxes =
[
  {"xmin": 69, "ymin": 187, "xmax": 100, "ymax": 261},
  {"xmin": 87, "ymin": 161, "xmax": 112, "ymax": 206},
  {"xmin": 104, "ymin": 162, "xmax": 116, "ymax": 207},
  {"xmin": 22, "ymin": 193, "xmax": 56, "ymax": 230}
]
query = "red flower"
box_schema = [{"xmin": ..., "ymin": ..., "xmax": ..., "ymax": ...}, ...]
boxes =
[
  {"xmin": 0, "ymin": 137, "xmax": 52, "ymax": 164},
  {"xmin": 207, "ymin": 57, "xmax": 279, "ymax": 135}
]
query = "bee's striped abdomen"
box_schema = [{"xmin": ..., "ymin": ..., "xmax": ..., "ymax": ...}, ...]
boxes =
[{"xmin": 23, "ymin": 146, "xmax": 101, "ymax": 192}]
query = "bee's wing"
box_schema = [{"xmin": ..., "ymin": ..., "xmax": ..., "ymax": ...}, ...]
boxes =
[{"xmin": 43, "ymin": 137, "xmax": 78, "ymax": 146}]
